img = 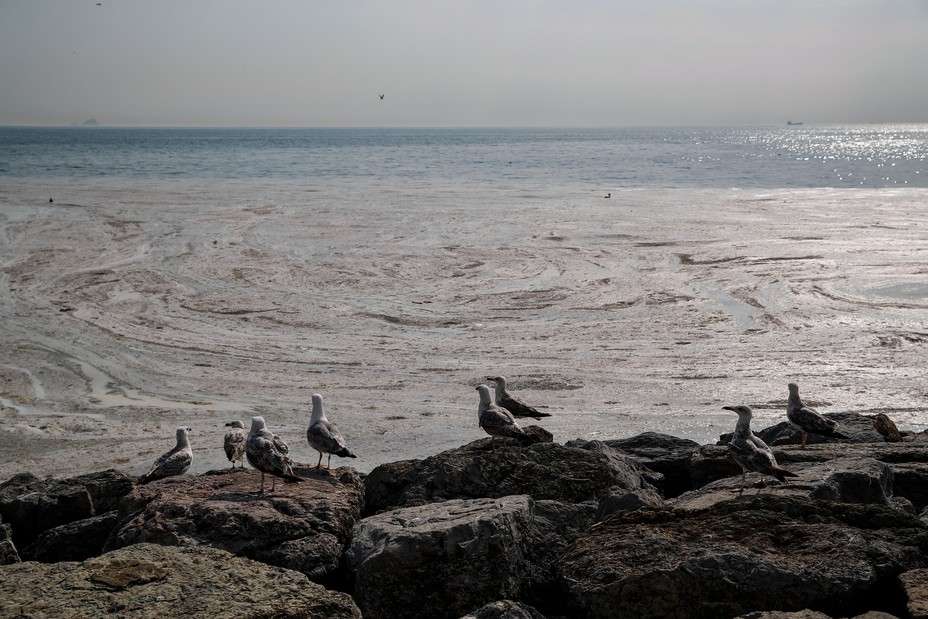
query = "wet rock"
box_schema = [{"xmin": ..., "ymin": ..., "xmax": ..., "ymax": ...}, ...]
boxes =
[
  {"xmin": 106, "ymin": 466, "xmax": 363, "ymax": 585},
  {"xmin": 348, "ymin": 495, "xmax": 535, "ymax": 619},
  {"xmin": 752, "ymin": 412, "xmax": 891, "ymax": 447},
  {"xmin": 24, "ymin": 510, "xmax": 119, "ymax": 562},
  {"xmin": 0, "ymin": 542, "xmax": 361, "ymax": 618},
  {"xmin": 557, "ymin": 495, "xmax": 928, "ymax": 619}
]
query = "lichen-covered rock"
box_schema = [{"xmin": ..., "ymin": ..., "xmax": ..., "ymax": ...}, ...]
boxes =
[
  {"xmin": 0, "ymin": 542, "xmax": 361, "ymax": 618},
  {"xmin": 348, "ymin": 496, "xmax": 536, "ymax": 619},
  {"xmin": 106, "ymin": 467, "xmax": 362, "ymax": 585},
  {"xmin": 557, "ymin": 495, "xmax": 928, "ymax": 619}
]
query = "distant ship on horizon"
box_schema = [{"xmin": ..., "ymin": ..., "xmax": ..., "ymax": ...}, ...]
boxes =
[{"xmin": 787, "ymin": 120, "xmax": 803, "ymax": 126}]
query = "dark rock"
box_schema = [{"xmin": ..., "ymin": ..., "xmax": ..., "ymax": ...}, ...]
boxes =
[
  {"xmin": 0, "ymin": 515, "xmax": 19, "ymax": 565},
  {"xmin": 348, "ymin": 496, "xmax": 536, "ymax": 619},
  {"xmin": 572, "ymin": 431, "xmax": 701, "ymax": 497},
  {"xmin": 747, "ymin": 412, "xmax": 890, "ymax": 447},
  {"xmin": 0, "ymin": 469, "xmax": 134, "ymax": 555},
  {"xmin": 0, "ymin": 472, "xmax": 94, "ymax": 550},
  {"xmin": 363, "ymin": 437, "xmax": 648, "ymax": 516},
  {"xmin": 459, "ymin": 599, "xmax": 548, "ymax": 619},
  {"xmin": 557, "ymin": 495, "xmax": 928, "ymax": 619},
  {"xmin": 0, "ymin": 542, "xmax": 361, "ymax": 618},
  {"xmin": 24, "ymin": 510, "xmax": 119, "ymax": 562},
  {"xmin": 106, "ymin": 467, "xmax": 362, "ymax": 585},
  {"xmin": 736, "ymin": 612, "xmax": 833, "ymax": 619}
]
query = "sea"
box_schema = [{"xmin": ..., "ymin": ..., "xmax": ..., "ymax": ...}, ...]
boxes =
[{"xmin": 1, "ymin": 124, "xmax": 926, "ymax": 188}]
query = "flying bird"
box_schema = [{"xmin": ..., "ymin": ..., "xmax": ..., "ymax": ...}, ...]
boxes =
[
  {"xmin": 245, "ymin": 416, "xmax": 303, "ymax": 492},
  {"xmin": 486, "ymin": 375, "xmax": 550, "ymax": 420},
  {"xmin": 379, "ymin": 94, "xmax": 384, "ymax": 100},
  {"xmin": 724, "ymin": 405, "xmax": 798, "ymax": 493},
  {"xmin": 306, "ymin": 393, "xmax": 356, "ymax": 470},
  {"xmin": 786, "ymin": 383, "xmax": 849, "ymax": 447},
  {"xmin": 139, "ymin": 427, "xmax": 192, "ymax": 484},
  {"xmin": 476, "ymin": 384, "xmax": 527, "ymax": 449},
  {"xmin": 223, "ymin": 420, "xmax": 247, "ymax": 468}
]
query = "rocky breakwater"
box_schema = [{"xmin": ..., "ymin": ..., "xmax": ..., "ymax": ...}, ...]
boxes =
[{"xmin": 2, "ymin": 414, "xmax": 928, "ymax": 618}]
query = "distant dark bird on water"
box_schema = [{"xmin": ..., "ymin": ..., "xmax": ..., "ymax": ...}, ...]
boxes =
[
  {"xmin": 786, "ymin": 382, "xmax": 849, "ymax": 447},
  {"xmin": 306, "ymin": 393, "xmax": 356, "ymax": 470},
  {"xmin": 246, "ymin": 416, "xmax": 303, "ymax": 492},
  {"xmin": 379, "ymin": 94, "xmax": 384, "ymax": 100},
  {"xmin": 724, "ymin": 405, "xmax": 798, "ymax": 493},
  {"xmin": 223, "ymin": 420, "xmax": 247, "ymax": 468},
  {"xmin": 49, "ymin": 198, "xmax": 53, "ymax": 203},
  {"xmin": 486, "ymin": 375, "xmax": 550, "ymax": 420},
  {"xmin": 476, "ymin": 384, "xmax": 527, "ymax": 449},
  {"xmin": 139, "ymin": 427, "xmax": 192, "ymax": 483},
  {"xmin": 605, "ymin": 193, "xmax": 611, "ymax": 198}
]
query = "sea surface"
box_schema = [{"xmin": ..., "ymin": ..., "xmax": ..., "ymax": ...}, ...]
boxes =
[
  {"xmin": 1, "ymin": 124, "xmax": 926, "ymax": 188},
  {"xmin": 1, "ymin": 125, "xmax": 928, "ymax": 477}
]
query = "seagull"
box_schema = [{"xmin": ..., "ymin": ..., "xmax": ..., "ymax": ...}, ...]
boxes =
[
  {"xmin": 139, "ymin": 427, "xmax": 192, "ymax": 484},
  {"xmin": 724, "ymin": 405, "xmax": 798, "ymax": 493},
  {"xmin": 306, "ymin": 393, "xmax": 356, "ymax": 470},
  {"xmin": 476, "ymin": 384, "xmax": 527, "ymax": 449},
  {"xmin": 223, "ymin": 420, "xmax": 247, "ymax": 468},
  {"xmin": 379, "ymin": 94, "xmax": 384, "ymax": 100},
  {"xmin": 245, "ymin": 416, "xmax": 303, "ymax": 493},
  {"xmin": 786, "ymin": 383, "xmax": 849, "ymax": 447},
  {"xmin": 486, "ymin": 375, "xmax": 550, "ymax": 420}
]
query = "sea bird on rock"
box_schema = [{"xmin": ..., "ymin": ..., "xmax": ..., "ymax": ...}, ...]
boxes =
[
  {"xmin": 476, "ymin": 384, "xmax": 527, "ymax": 449},
  {"xmin": 246, "ymin": 416, "xmax": 303, "ymax": 493},
  {"xmin": 139, "ymin": 427, "xmax": 192, "ymax": 483},
  {"xmin": 486, "ymin": 375, "xmax": 550, "ymax": 420},
  {"xmin": 787, "ymin": 383, "xmax": 850, "ymax": 447},
  {"xmin": 223, "ymin": 420, "xmax": 247, "ymax": 468},
  {"xmin": 306, "ymin": 393, "xmax": 356, "ymax": 470},
  {"xmin": 724, "ymin": 405, "xmax": 798, "ymax": 493}
]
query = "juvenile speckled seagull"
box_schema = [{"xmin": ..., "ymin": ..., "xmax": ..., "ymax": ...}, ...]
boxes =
[
  {"xmin": 724, "ymin": 405, "xmax": 798, "ymax": 493},
  {"xmin": 486, "ymin": 375, "xmax": 551, "ymax": 420},
  {"xmin": 139, "ymin": 427, "xmax": 192, "ymax": 484},
  {"xmin": 306, "ymin": 393, "xmax": 356, "ymax": 470},
  {"xmin": 223, "ymin": 420, "xmax": 247, "ymax": 468},
  {"xmin": 245, "ymin": 416, "xmax": 303, "ymax": 493},
  {"xmin": 787, "ymin": 382, "xmax": 849, "ymax": 447},
  {"xmin": 476, "ymin": 384, "xmax": 527, "ymax": 449}
]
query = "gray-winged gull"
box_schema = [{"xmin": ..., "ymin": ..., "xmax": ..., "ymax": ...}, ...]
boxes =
[
  {"xmin": 724, "ymin": 404, "xmax": 798, "ymax": 493},
  {"xmin": 306, "ymin": 393, "xmax": 356, "ymax": 470},
  {"xmin": 486, "ymin": 375, "xmax": 551, "ymax": 420},
  {"xmin": 223, "ymin": 420, "xmax": 247, "ymax": 468},
  {"xmin": 245, "ymin": 416, "xmax": 303, "ymax": 493},
  {"xmin": 787, "ymin": 383, "xmax": 849, "ymax": 447},
  {"xmin": 476, "ymin": 384, "xmax": 527, "ymax": 449},
  {"xmin": 139, "ymin": 427, "xmax": 192, "ymax": 484}
]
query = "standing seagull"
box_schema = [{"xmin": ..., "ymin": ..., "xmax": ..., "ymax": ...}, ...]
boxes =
[
  {"xmin": 245, "ymin": 416, "xmax": 303, "ymax": 493},
  {"xmin": 306, "ymin": 393, "xmax": 356, "ymax": 470},
  {"xmin": 476, "ymin": 384, "xmax": 527, "ymax": 449},
  {"xmin": 486, "ymin": 375, "xmax": 550, "ymax": 420},
  {"xmin": 724, "ymin": 405, "xmax": 798, "ymax": 493},
  {"xmin": 787, "ymin": 383, "xmax": 849, "ymax": 447},
  {"xmin": 139, "ymin": 427, "xmax": 192, "ymax": 484},
  {"xmin": 223, "ymin": 420, "xmax": 247, "ymax": 468}
]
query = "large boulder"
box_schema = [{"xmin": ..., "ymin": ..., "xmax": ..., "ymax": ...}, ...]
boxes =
[
  {"xmin": 556, "ymin": 495, "xmax": 928, "ymax": 619},
  {"xmin": 363, "ymin": 437, "xmax": 658, "ymax": 515},
  {"xmin": 106, "ymin": 467, "xmax": 363, "ymax": 585},
  {"xmin": 25, "ymin": 510, "xmax": 119, "ymax": 562},
  {"xmin": 0, "ymin": 542, "xmax": 361, "ymax": 618},
  {"xmin": 347, "ymin": 495, "xmax": 536, "ymax": 619},
  {"xmin": 569, "ymin": 432, "xmax": 701, "ymax": 497},
  {"xmin": 0, "ymin": 469, "xmax": 133, "ymax": 554},
  {"xmin": 459, "ymin": 600, "xmax": 547, "ymax": 619},
  {"xmin": 899, "ymin": 568, "xmax": 928, "ymax": 619}
]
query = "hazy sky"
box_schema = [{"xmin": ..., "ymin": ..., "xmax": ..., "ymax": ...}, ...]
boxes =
[{"xmin": 1, "ymin": 0, "xmax": 926, "ymax": 126}]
